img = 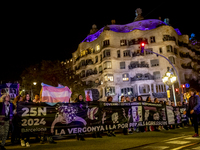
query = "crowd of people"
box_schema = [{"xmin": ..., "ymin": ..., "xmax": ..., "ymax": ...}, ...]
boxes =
[{"xmin": 0, "ymin": 88, "xmax": 199, "ymax": 150}]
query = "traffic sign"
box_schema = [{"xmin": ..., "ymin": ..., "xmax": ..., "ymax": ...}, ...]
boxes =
[{"xmin": 185, "ymin": 83, "xmax": 190, "ymax": 88}]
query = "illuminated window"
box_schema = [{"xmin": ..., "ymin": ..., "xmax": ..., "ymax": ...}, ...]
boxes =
[
  {"xmin": 103, "ymin": 61, "xmax": 112, "ymax": 69},
  {"xmin": 96, "ymin": 45, "xmax": 100, "ymax": 51},
  {"xmin": 120, "ymin": 39, "xmax": 127, "ymax": 46},
  {"xmin": 70, "ymin": 59, "xmax": 72, "ymax": 62},
  {"xmin": 81, "ymin": 50, "xmax": 86, "ymax": 56},
  {"xmin": 105, "ymin": 87, "xmax": 115, "ymax": 96},
  {"xmin": 104, "ymin": 74, "xmax": 113, "ymax": 82},
  {"xmin": 122, "ymin": 73, "xmax": 129, "ymax": 81},
  {"xmin": 99, "ymin": 65, "xmax": 102, "ymax": 73}
]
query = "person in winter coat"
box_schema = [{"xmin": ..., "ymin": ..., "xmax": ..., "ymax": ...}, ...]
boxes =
[
  {"xmin": 184, "ymin": 88, "xmax": 200, "ymax": 137},
  {"xmin": 76, "ymin": 94, "xmax": 86, "ymax": 141},
  {"xmin": 0, "ymin": 94, "xmax": 14, "ymax": 150}
]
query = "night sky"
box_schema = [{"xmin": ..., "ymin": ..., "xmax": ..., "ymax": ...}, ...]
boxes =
[{"xmin": 1, "ymin": 2, "xmax": 199, "ymax": 82}]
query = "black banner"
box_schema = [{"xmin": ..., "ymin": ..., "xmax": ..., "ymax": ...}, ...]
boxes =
[{"xmin": 15, "ymin": 102, "xmax": 186, "ymax": 135}]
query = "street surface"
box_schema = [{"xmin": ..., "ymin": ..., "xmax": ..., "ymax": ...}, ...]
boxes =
[{"xmin": 4, "ymin": 127, "xmax": 200, "ymax": 150}]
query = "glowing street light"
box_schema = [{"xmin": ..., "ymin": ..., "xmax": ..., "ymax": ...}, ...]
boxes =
[
  {"xmin": 162, "ymin": 71, "xmax": 177, "ymax": 106},
  {"xmin": 33, "ymin": 82, "xmax": 37, "ymax": 85}
]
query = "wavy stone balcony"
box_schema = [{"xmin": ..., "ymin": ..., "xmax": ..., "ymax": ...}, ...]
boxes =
[
  {"xmin": 131, "ymin": 73, "xmax": 154, "ymax": 81},
  {"xmin": 128, "ymin": 62, "xmax": 149, "ymax": 69}
]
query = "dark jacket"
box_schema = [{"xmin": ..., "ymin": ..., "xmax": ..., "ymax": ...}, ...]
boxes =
[
  {"xmin": 0, "ymin": 102, "xmax": 14, "ymax": 125},
  {"xmin": 187, "ymin": 95, "xmax": 200, "ymax": 115}
]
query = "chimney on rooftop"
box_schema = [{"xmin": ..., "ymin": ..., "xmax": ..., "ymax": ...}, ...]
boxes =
[
  {"xmin": 111, "ymin": 20, "xmax": 116, "ymax": 24},
  {"xmin": 164, "ymin": 18, "xmax": 170, "ymax": 25}
]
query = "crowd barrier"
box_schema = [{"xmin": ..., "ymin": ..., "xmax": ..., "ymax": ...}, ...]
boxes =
[{"xmin": 14, "ymin": 102, "xmax": 187, "ymax": 136}]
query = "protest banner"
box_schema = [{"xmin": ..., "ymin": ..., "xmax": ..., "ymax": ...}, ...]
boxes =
[{"xmin": 16, "ymin": 102, "xmax": 184, "ymax": 135}]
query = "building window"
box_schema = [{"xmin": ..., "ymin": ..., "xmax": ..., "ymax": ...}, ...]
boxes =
[
  {"xmin": 94, "ymin": 68, "xmax": 97, "ymax": 74},
  {"xmin": 139, "ymin": 84, "xmax": 150, "ymax": 94},
  {"xmin": 99, "ymin": 65, "xmax": 102, "ymax": 73},
  {"xmin": 120, "ymin": 39, "xmax": 127, "ymax": 46},
  {"xmin": 121, "ymin": 87, "xmax": 133, "ymax": 95},
  {"xmin": 105, "ymin": 87, "xmax": 115, "ymax": 96},
  {"xmin": 151, "ymin": 59, "xmax": 159, "ymax": 67},
  {"xmin": 146, "ymin": 48, "xmax": 153, "ymax": 55},
  {"xmin": 96, "ymin": 45, "xmax": 100, "ymax": 52},
  {"xmin": 159, "ymin": 47, "xmax": 162, "ymax": 53},
  {"xmin": 169, "ymin": 56, "xmax": 175, "ymax": 64},
  {"xmin": 174, "ymin": 48, "xmax": 178, "ymax": 55},
  {"xmin": 103, "ymin": 40, "xmax": 110, "ymax": 47},
  {"xmin": 150, "ymin": 36, "xmax": 156, "ymax": 43},
  {"xmin": 151, "ymin": 84, "xmax": 154, "ymax": 93},
  {"xmin": 122, "ymin": 73, "xmax": 129, "ymax": 82},
  {"xmin": 120, "ymin": 62, "xmax": 125, "ymax": 69},
  {"xmin": 80, "ymin": 60, "xmax": 86, "ymax": 67},
  {"xmin": 95, "ymin": 56, "xmax": 98, "ymax": 63},
  {"xmin": 138, "ymin": 38, "xmax": 143, "ymax": 43},
  {"xmin": 103, "ymin": 61, "xmax": 112, "ymax": 70},
  {"xmin": 103, "ymin": 49, "xmax": 110, "ymax": 58},
  {"xmin": 80, "ymin": 70, "xmax": 85, "ymax": 78},
  {"xmin": 104, "ymin": 74, "xmax": 113, "ymax": 82},
  {"xmin": 153, "ymin": 71, "xmax": 160, "ymax": 79},
  {"xmin": 100, "ymin": 54, "xmax": 102, "ymax": 62},
  {"xmin": 166, "ymin": 45, "xmax": 173, "ymax": 52},
  {"xmin": 123, "ymin": 50, "xmax": 131, "ymax": 57},
  {"xmin": 117, "ymin": 50, "xmax": 120, "ymax": 58}
]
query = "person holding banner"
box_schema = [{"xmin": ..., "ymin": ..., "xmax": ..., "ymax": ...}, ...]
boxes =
[
  {"xmin": 184, "ymin": 88, "xmax": 200, "ymax": 137},
  {"xmin": 0, "ymin": 94, "xmax": 14, "ymax": 150},
  {"xmin": 107, "ymin": 96, "xmax": 116, "ymax": 137},
  {"xmin": 76, "ymin": 94, "xmax": 86, "ymax": 141}
]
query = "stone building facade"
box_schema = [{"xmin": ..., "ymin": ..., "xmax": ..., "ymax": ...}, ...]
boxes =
[{"xmin": 68, "ymin": 11, "xmax": 200, "ymax": 102}]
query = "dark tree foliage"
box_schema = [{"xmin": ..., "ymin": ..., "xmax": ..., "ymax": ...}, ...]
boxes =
[{"xmin": 20, "ymin": 60, "xmax": 91, "ymax": 101}]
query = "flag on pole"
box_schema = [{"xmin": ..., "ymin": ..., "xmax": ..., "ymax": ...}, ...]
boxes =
[{"xmin": 41, "ymin": 83, "xmax": 72, "ymax": 103}]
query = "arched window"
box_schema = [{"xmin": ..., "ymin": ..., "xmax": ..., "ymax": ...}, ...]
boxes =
[
  {"xmin": 166, "ymin": 45, "xmax": 173, "ymax": 52},
  {"xmin": 169, "ymin": 56, "xmax": 175, "ymax": 64}
]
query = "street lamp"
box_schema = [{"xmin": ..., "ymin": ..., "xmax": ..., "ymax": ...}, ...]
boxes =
[
  {"xmin": 31, "ymin": 82, "xmax": 37, "ymax": 100},
  {"xmin": 162, "ymin": 71, "xmax": 177, "ymax": 106}
]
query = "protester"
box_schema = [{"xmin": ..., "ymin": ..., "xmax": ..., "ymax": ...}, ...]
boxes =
[
  {"xmin": 120, "ymin": 97, "xmax": 128, "ymax": 135},
  {"xmin": 86, "ymin": 91, "xmax": 92, "ymax": 101},
  {"xmin": 137, "ymin": 96, "xmax": 143, "ymax": 102},
  {"xmin": 154, "ymin": 98, "xmax": 159, "ymax": 104},
  {"xmin": 146, "ymin": 96, "xmax": 151, "ymax": 103},
  {"xmin": 131, "ymin": 97, "xmax": 136, "ymax": 102},
  {"xmin": 11, "ymin": 95, "xmax": 23, "ymax": 145},
  {"xmin": 0, "ymin": 94, "xmax": 14, "ymax": 150},
  {"xmin": 13, "ymin": 95, "xmax": 23, "ymax": 106},
  {"xmin": 121, "ymin": 96, "xmax": 125, "ymax": 102},
  {"xmin": 106, "ymin": 96, "xmax": 116, "ymax": 136},
  {"xmin": 184, "ymin": 88, "xmax": 200, "ymax": 137},
  {"xmin": 23, "ymin": 93, "xmax": 31, "ymax": 102},
  {"xmin": 76, "ymin": 94, "xmax": 86, "ymax": 140},
  {"xmin": 32, "ymin": 94, "xmax": 40, "ymax": 103},
  {"xmin": 125, "ymin": 96, "xmax": 130, "ymax": 102}
]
